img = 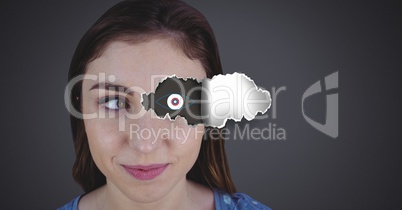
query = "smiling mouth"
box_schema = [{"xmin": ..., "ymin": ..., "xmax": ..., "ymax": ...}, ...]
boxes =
[{"xmin": 122, "ymin": 163, "xmax": 169, "ymax": 180}]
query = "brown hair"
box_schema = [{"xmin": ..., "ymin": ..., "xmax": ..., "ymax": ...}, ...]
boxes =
[{"xmin": 68, "ymin": 0, "xmax": 236, "ymax": 194}]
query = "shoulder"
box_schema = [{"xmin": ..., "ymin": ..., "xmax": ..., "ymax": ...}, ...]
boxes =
[
  {"xmin": 56, "ymin": 195, "xmax": 81, "ymax": 210},
  {"xmin": 213, "ymin": 189, "xmax": 272, "ymax": 210}
]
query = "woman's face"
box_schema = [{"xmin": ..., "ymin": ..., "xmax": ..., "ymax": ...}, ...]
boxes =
[{"xmin": 81, "ymin": 38, "xmax": 206, "ymax": 202}]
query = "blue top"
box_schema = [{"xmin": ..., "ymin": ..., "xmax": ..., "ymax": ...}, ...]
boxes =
[{"xmin": 57, "ymin": 189, "xmax": 271, "ymax": 210}]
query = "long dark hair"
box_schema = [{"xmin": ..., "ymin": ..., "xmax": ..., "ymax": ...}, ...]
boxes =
[{"xmin": 68, "ymin": 0, "xmax": 236, "ymax": 194}]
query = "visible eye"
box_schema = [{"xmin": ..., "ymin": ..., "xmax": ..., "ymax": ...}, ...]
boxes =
[
  {"xmin": 99, "ymin": 96, "xmax": 129, "ymax": 110},
  {"xmin": 155, "ymin": 93, "xmax": 194, "ymax": 111}
]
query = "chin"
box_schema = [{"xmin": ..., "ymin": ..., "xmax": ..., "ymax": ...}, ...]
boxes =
[{"xmin": 123, "ymin": 183, "xmax": 171, "ymax": 203}]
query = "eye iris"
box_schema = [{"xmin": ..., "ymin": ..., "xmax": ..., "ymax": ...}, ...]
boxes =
[
  {"xmin": 167, "ymin": 94, "xmax": 183, "ymax": 110},
  {"xmin": 171, "ymin": 98, "xmax": 179, "ymax": 106},
  {"xmin": 117, "ymin": 99, "xmax": 125, "ymax": 108}
]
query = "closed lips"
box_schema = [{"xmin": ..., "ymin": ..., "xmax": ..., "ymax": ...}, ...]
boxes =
[{"xmin": 122, "ymin": 164, "xmax": 169, "ymax": 180}]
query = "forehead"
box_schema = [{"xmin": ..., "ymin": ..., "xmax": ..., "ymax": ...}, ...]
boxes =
[{"xmin": 84, "ymin": 39, "xmax": 206, "ymax": 93}]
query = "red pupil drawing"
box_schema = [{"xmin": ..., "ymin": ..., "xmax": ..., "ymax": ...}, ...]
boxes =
[{"xmin": 171, "ymin": 98, "xmax": 179, "ymax": 106}]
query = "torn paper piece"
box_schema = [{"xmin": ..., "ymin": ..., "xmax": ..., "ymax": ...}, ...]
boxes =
[
  {"xmin": 142, "ymin": 72, "xmax": 271, "ymax": 128},
  {"xmin": 142, "ymin": 76, "xmax": 203, "ymax": 125},
  {"xmin": 201, "ymin": 72, "xmax": 271, "ymax": 128}
]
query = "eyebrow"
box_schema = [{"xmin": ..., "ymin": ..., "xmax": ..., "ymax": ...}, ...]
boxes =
[{"xmin": 90, "ymin": 82, "xmax": 133, "ymax": 96}]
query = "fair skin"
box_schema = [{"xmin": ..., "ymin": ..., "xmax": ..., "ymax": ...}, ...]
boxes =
[{"xmin": 79, "ymin": 38, "xmax": 214, "ymax": 210}]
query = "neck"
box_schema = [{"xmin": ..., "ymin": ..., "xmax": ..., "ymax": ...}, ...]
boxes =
[{"xmin": 99, "ymin": 178, "xmax": 193, "ymax": 210}]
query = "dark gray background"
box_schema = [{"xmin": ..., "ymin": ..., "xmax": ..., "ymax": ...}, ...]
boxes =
[{"xmin": 1, "ymin": 0, "xmax": 401, "ymax": 209}]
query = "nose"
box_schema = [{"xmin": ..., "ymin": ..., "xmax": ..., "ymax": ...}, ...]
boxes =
[{"xmin": 126, "ymin": 109, "xmax": 169, "ymax": 154}]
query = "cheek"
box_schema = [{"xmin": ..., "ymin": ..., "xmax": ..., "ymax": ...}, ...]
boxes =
[
  {"xmin": 84, "ymin": 119, "xmax": 125, "ymax": 171},
  {"xmin": 173, "ymin": 124, "xmax": 205, "ymax": 169}
]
